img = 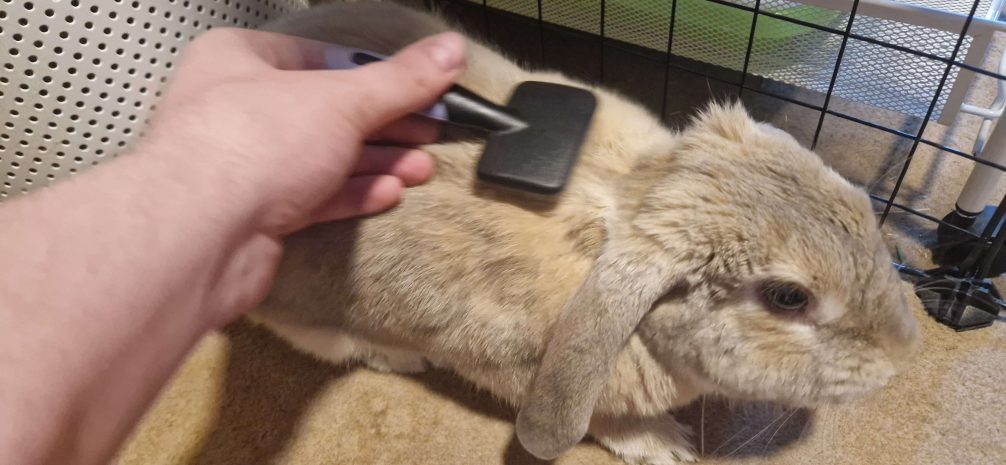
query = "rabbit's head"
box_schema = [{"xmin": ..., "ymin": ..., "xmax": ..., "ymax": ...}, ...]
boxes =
[{"xmin": 516, "ymin": 102, "xmax": 921, "ymax": 459}]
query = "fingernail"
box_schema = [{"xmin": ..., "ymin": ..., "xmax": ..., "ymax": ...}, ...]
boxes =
[{"xmin": 426, "ymin": 32, "xmax": 465, "ymax": 72}]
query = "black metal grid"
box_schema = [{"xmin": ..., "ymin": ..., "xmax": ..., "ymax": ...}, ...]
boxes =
[{"xmin": 420, "ymin": 0, "xmax": 1001, "ymax": 326}]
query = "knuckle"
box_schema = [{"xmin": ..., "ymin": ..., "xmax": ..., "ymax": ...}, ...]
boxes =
[
  {"xmin": 198, "ymin": 26, "xmax": 244, "ymax": 44},
  {"xmin": 408, "ymin": 72, "xmax": 434, "ymax": 91},
  {"xmin": 187, "ymin": 27, "xmax": 246, "ymax": 56},
  {"xmin": 384, "ymin": 60, "xmax": 434, "ymax": 91}
]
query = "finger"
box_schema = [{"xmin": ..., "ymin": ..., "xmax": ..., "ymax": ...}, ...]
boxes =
[
  {"xmin": 367, "ymin": 115, "xmax": 442, "ymax": 145},
  {"xmin": 310, "ymin": 175, "xmax": 404, "ymax": 223},
  {"xmin": 356, "ymin": 146, "xmax": 435, "ymax": 186},
  {"xmin": 311, "ymin": 32, "xmax": 466, "ymax": 135},
  {"xmin": 243, "ymin": 30, "xmax": 330, "ymax": 70}
]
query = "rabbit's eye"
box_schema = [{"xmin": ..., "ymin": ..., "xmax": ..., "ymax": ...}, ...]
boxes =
[{"xmin": 759, "ymin": 281, "xmax": 810, "ymax": 314}]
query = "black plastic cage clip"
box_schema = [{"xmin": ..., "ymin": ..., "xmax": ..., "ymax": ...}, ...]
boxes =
[
  {"xmin": 912, "ymin": 268, "xmax": 1004, "ymax": 331},
  {"xmin": 919, "ymin": 195, "xmax": 1006, "ymax": 331}
]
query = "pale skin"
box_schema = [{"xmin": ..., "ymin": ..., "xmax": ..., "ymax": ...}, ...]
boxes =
[{"xmin": 0, "ymin": 28, "xmax": 466, "ymax": 465}]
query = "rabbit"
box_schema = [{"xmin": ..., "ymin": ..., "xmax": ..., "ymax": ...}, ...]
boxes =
[{"xmin": 250, "ymin": 2, "xmax": 922, "ymax": 464}]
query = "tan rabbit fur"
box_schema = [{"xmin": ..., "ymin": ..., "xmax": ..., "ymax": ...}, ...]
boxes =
[{"xmin": 251, "ymin": 2, "xmax": 922, "ymax": 464}]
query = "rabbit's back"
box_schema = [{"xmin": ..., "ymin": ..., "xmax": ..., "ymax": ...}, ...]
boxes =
[{"xmin": 256, "ymin": 140, "xmax": 597, "ymax": 368}]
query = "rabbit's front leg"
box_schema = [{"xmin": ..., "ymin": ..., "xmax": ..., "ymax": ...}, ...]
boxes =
[
  {"xmin": 251, "ymin": 319, "xmax": 427, "ymax": 373},
  {"xmin": 356, "ymin": 342, "xmax": 428, "ymax": 374},
  {"xmin": 590, "ymin": 414, "xmax": 698, "ymax": 465}
]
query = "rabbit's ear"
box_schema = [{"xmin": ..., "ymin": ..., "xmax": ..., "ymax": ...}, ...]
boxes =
[{"xmin": 515, "ymin": 247, "xmax": 675, "ymax": 459}]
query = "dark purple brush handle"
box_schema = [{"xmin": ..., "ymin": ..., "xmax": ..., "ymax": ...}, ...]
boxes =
[{"xmin": 323, "ymin": 44, "xmax": 449, "ymax": 121}]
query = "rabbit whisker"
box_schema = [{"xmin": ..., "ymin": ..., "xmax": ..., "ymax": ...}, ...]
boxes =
[
  {"xmin": 710, "ymin": 417, "xmax": 751, "ymax": 456},
  {"xmin": 914, "ymin": 280, "xmax": 994, "ymax": 291},
  {"xmin": 700, "ymin": 394, "xmax": 707, "ymax": 457},
  {"xmin": 762, "ymin": 407, "xmax": 797, "ymax": 453},
  {"xmin": 719, "ymin": 407, "xmax": 793, "ymax": 457},
  {"xmin": 797, "ymin": 409, "xmax": 812, "ymax": 443},
  {"xmin": 928, "ymin": 238, "xmax": 987, "ymax": 249}
]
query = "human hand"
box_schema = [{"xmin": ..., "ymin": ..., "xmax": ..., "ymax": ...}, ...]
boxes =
[
  {"xmin": 134, "ymin": 28, "xmax": 466, "ymax": 326},
  {"xmin": 144, "ymin": 27, "xmax": 466, "ymax": 234}
]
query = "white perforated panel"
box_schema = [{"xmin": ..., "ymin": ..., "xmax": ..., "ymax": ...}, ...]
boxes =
[{"xmin": 0, "ymin": 0, "xmax": 307, "ymax": 199}]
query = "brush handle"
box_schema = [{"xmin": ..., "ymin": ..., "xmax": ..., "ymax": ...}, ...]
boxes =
[{"xmin": 323, "ymin": 44, "xmax": 523, "ymax": 131}]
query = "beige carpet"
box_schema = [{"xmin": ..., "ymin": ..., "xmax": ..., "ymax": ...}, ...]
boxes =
[
  {"xmin": 114, "ymin": 288, "xmax": 1005, "ymax": 465},
  {"xmin": 114, "ymin": 8, "xmax": 1006, "ymax": 465}
]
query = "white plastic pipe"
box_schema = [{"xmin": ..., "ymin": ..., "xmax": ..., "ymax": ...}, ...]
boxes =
[{"xmin": 957, "ymin": 119, "xmax": 1006, "ymax": 215}]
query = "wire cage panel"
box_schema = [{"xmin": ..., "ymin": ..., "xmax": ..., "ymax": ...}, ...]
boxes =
[
  {"xmin": 486, "ymin": 0, "xmax": 538, "ymax": 18},
  {"xmin": 466, "ymin": 0, "xmax": 993, "ymax": 122},
  {"xmin": 834, "ymin": 35, "xmax": 955, "ymax": 121},
  {"xmin": 895, "ymin": 0, "xmax": 995, "ymax": 18},
  {"xmin": 0, "ymin": 0, "xmax": 307, "ymax": 199},
  {"xmin": 843, "ymin": 14, "xmax": 973, "ymax": 119},
  {"xmin": 542, "ymin": 1, "xmax": 603, "ymax": 35}
]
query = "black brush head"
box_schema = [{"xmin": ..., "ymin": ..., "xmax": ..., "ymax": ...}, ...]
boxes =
[{"xmin": 476, "ymin": 81, "xmax": 597, "ymax": 195}]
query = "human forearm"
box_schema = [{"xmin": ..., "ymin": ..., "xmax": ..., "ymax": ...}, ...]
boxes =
[{"xmin": 0, "ymin": 150, "xmax": 265, "ymax": 465}]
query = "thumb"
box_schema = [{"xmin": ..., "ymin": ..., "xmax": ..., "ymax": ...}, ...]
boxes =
[{"xmin": 337, "ymin": 32, "xmax": 467, "ymax": 135}]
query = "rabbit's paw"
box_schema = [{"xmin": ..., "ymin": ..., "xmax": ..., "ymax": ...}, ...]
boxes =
[
  {"xmin": 592, "ymin": 414, "xmax": 697, "ymax": 465},
  {"xmin": 360, "ymin": 347, "xmax": 428, "ymax": 374}
]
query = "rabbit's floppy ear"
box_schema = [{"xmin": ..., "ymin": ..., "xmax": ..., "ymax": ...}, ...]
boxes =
[{"xmin": 515, "ymin": 244, "xmax": 676, "ymax": 459}]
